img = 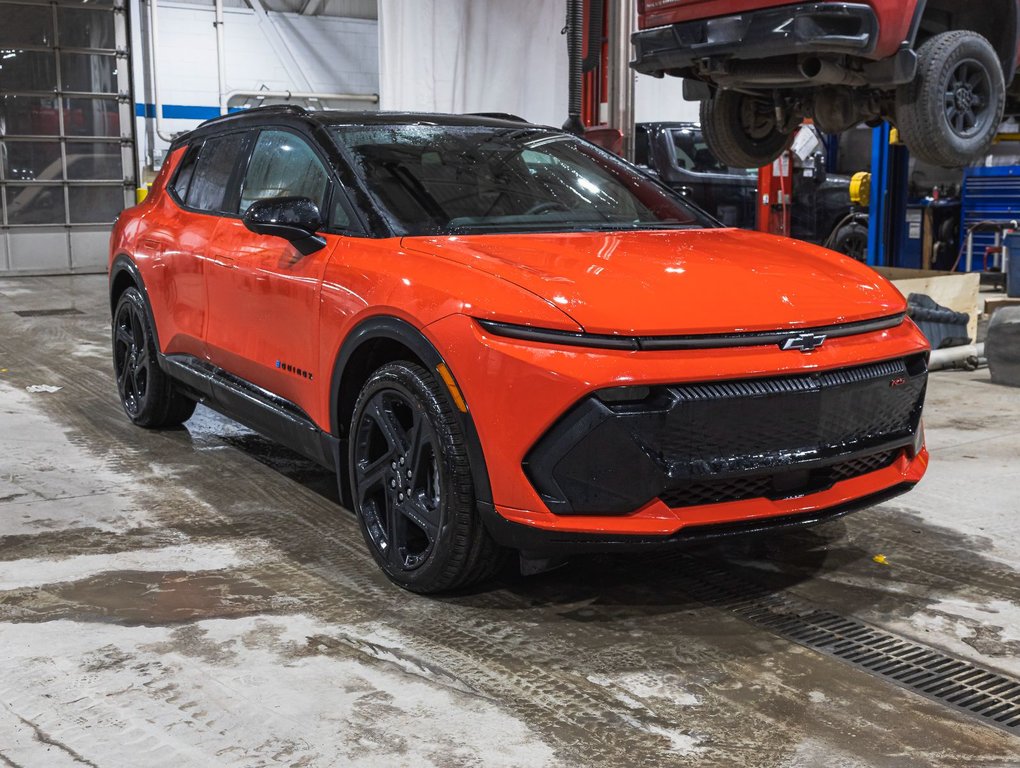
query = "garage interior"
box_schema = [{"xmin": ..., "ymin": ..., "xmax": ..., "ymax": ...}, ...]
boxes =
[{"xmin": 1, "ymin": 0, "xmax": 1020, "ymax": 766}]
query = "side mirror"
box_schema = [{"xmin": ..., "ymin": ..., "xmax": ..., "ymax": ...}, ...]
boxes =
[{"xmin": 242, "ymin": 196, "xmax": 326, "ymax": 255}]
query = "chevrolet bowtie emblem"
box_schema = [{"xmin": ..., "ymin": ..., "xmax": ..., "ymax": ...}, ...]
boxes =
[{"xmin": 780, "ymin": 333, "xmax": 827, "ymax": 353}]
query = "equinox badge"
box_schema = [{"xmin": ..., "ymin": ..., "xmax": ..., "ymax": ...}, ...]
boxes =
[{"xmin": 781, "ymin": 333, "xmax": 827, "ymax": 353}]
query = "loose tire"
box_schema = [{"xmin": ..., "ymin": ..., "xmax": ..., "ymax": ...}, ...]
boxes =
[
  {"xmin": 701, "ymin": 90, "xmax": 795, "ymax": 169},
  {"xmin": 112, "ymin": 287, "xmax": 196, "ymax": 428},
  {"xmin": 348, "ymin": 361, "xmax": 503, "ymax": 593},
  {"xmin": 896, "ymin": 30, "xmax": 1005, "ymax": 168},
  {"xmin": 830, "ymin": 221, "xmax": 869, "ymax": 262}
]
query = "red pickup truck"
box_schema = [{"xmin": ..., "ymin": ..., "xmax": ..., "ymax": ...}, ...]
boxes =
[{"xmin": 633, "ymin": 1, "xmax": 1020, "ymax": 168}]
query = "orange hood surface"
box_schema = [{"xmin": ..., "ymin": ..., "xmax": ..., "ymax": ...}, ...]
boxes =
[{"xmin": 402, "ymin": 228, "xmax": 906, "ymax": 336}]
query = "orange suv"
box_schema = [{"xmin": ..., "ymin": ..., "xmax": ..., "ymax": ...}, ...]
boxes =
[{"xmin": 109, "ymin": 107, "xmax": 930, "ymax": 592}]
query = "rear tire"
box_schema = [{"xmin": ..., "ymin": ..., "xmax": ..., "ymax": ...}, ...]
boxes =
[
  {"xmin": 348, "ymin": 361, "xmax": 504, "ymax": 593},
  {"xmin": 112, "ymin": 287, "xmax": 196, "ymax": 428},
  {"xmin": 896, "ymin": 30, "xmax": 1005, "ymax": 168},
  {"xmin": 701, "ymin": 90, "xmax": 795, "ymax": 169}
]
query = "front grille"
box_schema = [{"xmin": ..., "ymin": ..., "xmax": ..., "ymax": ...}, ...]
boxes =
[
  {"xmin": 659, "ymin": 450, "xmax": 897, "ymax": 509},
  {"xmin": 524, "ymin": 354, "xmax": 927, "ymax": 515},
  {"xmin": 655, "ymin": 359, "xmax": 923, "ymax": 476}
]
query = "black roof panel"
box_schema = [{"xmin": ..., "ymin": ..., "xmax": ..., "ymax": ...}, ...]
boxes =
[{"xmin": 169, "ymin": 106, "xmax": 548, "ymax": 149}]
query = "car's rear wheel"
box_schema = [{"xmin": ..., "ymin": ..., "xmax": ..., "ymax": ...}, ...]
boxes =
[
  {"xmin": 896, "ymin": 30, "xmax": 1005, "ymax": 168},
  {"xmin": 112, "ymin": 287, "xmax": 196, "ymax": 428},
  {"xmin": 348, "ymin": 361, "xmax": 503, "ymax": 593},
  {"xmin": 701, "ymin": 90, "xmax": 795, "ymax": 169}
]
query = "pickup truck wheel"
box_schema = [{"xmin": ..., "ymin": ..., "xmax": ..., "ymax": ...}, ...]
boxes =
[
  {"xmin": 896, "ymin": 30, "xmax": 1005, "ymax": 168},
  {"xmin": 349, "ymin": 361, "xmax": 504, "ymax": 593},
  {"xmin": 701, "ymin": 90, "xmax": 794, "ymax": 169},
  {"xmin": 112, "ymin": 287, "xmax": 196, "ymax": 428},
  {"xmin": 831, "ymin": 221, "xmax": 869, "ymax": 262}
]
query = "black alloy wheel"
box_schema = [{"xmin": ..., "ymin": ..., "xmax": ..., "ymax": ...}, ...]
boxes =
[
  {"xmin": 348, "ymin": 361, "xmax": 504, "ymax": 593},
  {"xmin": 111, "ymin": 287, "xmax": 195, "ymax": 428},
  {"xmin": 352, "ymin": 388, "xmax": 443, "ymax": 572},
  {"xmin": 944, "ymin": 59, "xmax": 992, "ymax": 139},
  {"xmin": 113, "ymin": 294, "xmax": 151, "ymax": 419}
]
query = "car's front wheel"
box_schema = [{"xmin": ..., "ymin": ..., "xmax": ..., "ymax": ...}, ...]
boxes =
[
  {"xmin": 701, "ymin": 90, "xmax": 795, "ymax": 168},
  {"xmin": 112, "ymin": 287, "xmax": 196, "ymax": 428},
  {"xmin": 830, "ymin": 220, "xmax": 869, "ymax": 262},
  {"xmin": 348, "ymin": 361, "xmax": 503, "ymax": 593},
  {"xmin": 896, "ymin": 30, "xmax": 1005, "ymax": 168}
]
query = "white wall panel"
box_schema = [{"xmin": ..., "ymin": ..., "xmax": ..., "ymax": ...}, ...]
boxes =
[
  {"xmin": 378, "ymin": 0, "xmax": 568, "ymax": 128},
  {"xmin": 634, "ymin": 75, "xmax": 701, "ymax": 125},
  {"xmin": 133, "ymin": 1, "xmax": 380, "ymax": 169}
]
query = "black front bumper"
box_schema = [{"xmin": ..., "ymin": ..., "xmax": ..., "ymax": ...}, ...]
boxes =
[
  {"xmin": 632, "ymin": 2, "xmax": 879, "ymax": 77},
  {"xmin": 480, "ymin": 482, "xmax": 917, "ymax": 556},
  {"xmin": 523, "ymin": 355, "xmax": 927, "ymax": 517}
]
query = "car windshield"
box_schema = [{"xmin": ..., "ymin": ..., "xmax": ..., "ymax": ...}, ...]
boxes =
[{"xmin": 329, "ymin": 124, "xmax": 713, "ymax": 235}]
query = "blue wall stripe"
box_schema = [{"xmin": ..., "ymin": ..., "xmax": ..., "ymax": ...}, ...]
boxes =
[{"xmin": 135, "ymin": 103, "xmax": 243, "ymax": 120}]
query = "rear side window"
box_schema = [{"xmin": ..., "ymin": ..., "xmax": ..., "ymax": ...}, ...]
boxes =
[
  {"xmin": 239, "ymin": 130, "xmax": 330, "ymax": 216},
  {"xmin": 185, "ymin": 132, "xmax": 248, "ymax": 212},
  {"xmin": 170, "ymin": 145, "xmax": 199, "ymax": 201}
]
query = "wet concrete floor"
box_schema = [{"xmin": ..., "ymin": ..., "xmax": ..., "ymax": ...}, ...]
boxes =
[{"xmin": 1, "ymin": 274, "xmax": 1019, "ymax": 766}]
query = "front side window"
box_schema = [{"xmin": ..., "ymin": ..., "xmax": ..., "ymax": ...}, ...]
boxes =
[
  {"xmin": 239, "ymin": 130, "xmax": 330, "ymax": 216},
  {"xmin": 330, "ymin": 124, "xmax": 712, "ymax": 236},
  {"xmin": 185, "ymin": 132, "xmax": 247, "ymax": 212}
]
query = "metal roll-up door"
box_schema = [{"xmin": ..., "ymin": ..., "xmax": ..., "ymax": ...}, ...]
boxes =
[{"xmin": 0, "ymin": 0, "xmax": 134, "ymax": 273}]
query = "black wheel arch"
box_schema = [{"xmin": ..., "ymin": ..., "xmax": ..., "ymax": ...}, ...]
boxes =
[
  {"xmin": 109, "ymin": 254, "xmax": 164, "ymax": 362},
  {"xmin": 329, "ymin": 315, "xmax": 494, "ymax": 510}
]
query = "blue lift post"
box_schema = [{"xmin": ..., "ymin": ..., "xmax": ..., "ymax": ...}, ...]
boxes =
[
  {"xmin": 867, "ymin": 124, "xmax": 891, "ymax": 267},
  {"xmin": 867, "ymin": 123, "xmax": 912, "ymax": 268}
]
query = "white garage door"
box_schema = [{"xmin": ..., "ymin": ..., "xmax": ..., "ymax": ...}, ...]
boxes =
[{"xmin": 0, "ymin": 0, "xmax": 135, "ymax": 274}]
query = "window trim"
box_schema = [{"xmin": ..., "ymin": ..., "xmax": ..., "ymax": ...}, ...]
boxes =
[
  {"xmin": 166, "ymin": 127, "xmax": 254, "ymax": 219},
  {"xmin": 237, "ymin": 125, "xmax": 365, "ymax": 236}
]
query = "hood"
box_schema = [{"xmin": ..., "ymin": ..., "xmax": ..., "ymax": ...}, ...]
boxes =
[{"xmin": 402, "ymin": 228, "xmax": 905, "ymax": 336}]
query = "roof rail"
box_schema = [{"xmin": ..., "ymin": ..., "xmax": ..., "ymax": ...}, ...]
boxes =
[{"xmin": 201, "ymin": 104, "xmax": 309, "ymax": 127}]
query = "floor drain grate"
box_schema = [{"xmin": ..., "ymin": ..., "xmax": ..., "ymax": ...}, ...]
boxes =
[
  {"xmin": 14, "ymin": 308, "xmax": 84, "ymax": 318},
  {"xmin": 680, "ymin": 562, "xmax": 1020, "ymax": 735}
]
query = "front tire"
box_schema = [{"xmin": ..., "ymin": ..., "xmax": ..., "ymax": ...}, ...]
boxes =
[
  {"xmin": 700, "ymin": 90, "xmax": 795, "ymax": 169},
  {"xmin": 112, "ymin": 287, "xmax": 196, "ymax": 428},
  {"xmin": 896, "ymin": 30, "xmax": 1005, "ymax": 168},
  {"xmin": 830, "ymin": 221, "xmax": 869, "ymax": 262},
  {"xmin": 348, "ymin": 361, "xmax": 502, "ymax": 593}
]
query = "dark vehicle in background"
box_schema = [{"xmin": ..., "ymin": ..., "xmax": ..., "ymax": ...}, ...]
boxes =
[{"xmin": 635, "ymin": 122, "xmax": 869, "ymax": 259}]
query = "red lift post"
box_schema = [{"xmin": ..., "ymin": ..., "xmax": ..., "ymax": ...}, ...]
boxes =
[{"xmin": 757, "ymin": 152, "xmax": 794, "ymax": 237}]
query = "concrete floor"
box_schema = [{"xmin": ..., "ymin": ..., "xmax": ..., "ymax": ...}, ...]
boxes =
[{"xmin": 1, "ymin": 274, "xmax": 1019, "ymax": 767}]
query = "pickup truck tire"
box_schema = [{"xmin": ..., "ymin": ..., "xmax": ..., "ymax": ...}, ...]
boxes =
[
  {"xmin": 896, "ymin": 30, "xmax": 1005, "ymax": 168},
  {"xmin": 700, "ymin": 90, "xmax": 794, "ymax": 169}
]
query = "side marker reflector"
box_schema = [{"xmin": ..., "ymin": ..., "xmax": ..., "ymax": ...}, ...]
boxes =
[{"xmin": 436, "ymin": 363, "xmax": 468, "ymax": 413}]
